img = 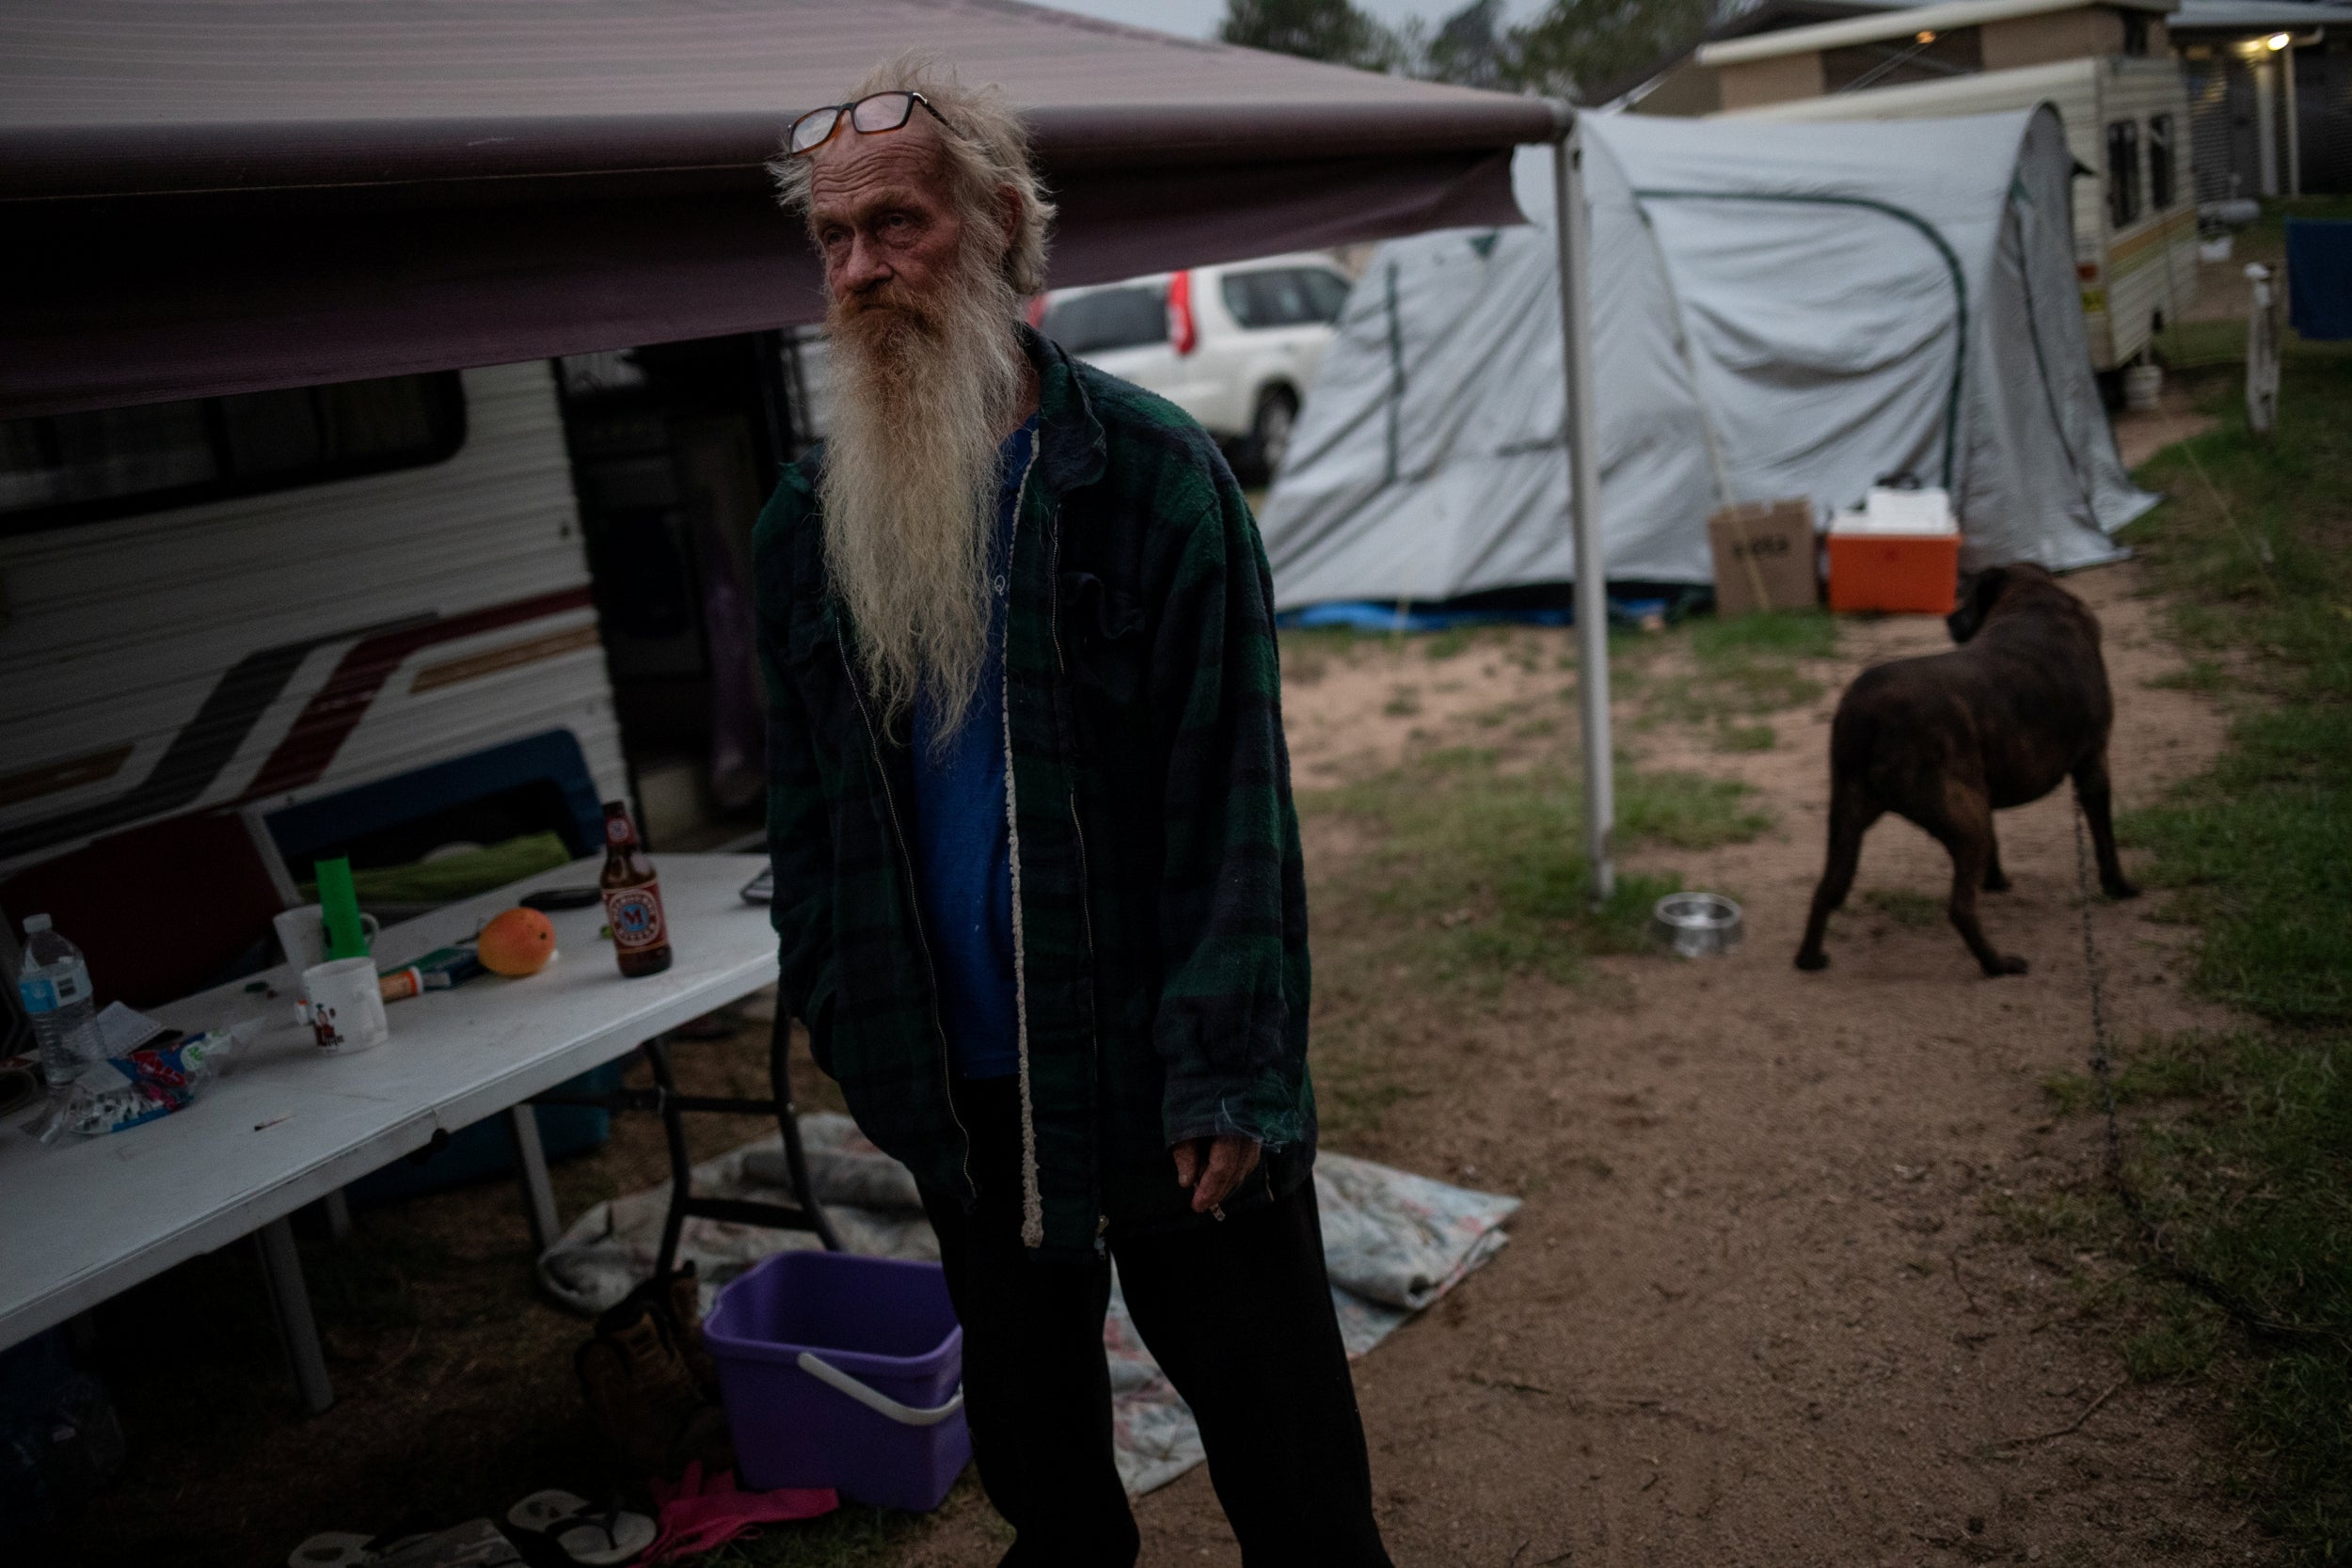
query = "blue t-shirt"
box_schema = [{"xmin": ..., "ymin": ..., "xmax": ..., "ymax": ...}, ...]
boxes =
[{"xmin": 908, "ymin": 418, "xmax": 1036, "ymax": 1081}]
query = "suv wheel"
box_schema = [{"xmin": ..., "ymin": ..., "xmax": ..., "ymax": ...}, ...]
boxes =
[{"xmin": 1246, "ymin": 387, "xmax": 1298, "ymax": 483}]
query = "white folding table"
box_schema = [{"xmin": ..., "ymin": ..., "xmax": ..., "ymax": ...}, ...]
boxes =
[{"xmin": 0, "ymin": 852, "xmax": 828, "ymax": 1412}]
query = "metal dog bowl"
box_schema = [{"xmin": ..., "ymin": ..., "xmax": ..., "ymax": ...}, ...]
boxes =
[{"xmin": 1650, "ymin": 892, "xmax": 1744, "ymax": 958}]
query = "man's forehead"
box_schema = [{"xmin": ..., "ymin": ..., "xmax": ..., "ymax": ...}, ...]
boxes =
[{"xmin": 808, "ymin": 124, "xmax": 949, "ymax": 210}]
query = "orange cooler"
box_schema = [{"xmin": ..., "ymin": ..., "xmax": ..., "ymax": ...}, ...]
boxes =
[{"xmin": 1828, "ymin": 531, "xmax": 1961, "ymax": 614}]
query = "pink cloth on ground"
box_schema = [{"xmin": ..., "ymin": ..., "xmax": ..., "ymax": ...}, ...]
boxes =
[{"xmin": 643, "ymin": 1462, "xmax": 837, "ymax": 1561}]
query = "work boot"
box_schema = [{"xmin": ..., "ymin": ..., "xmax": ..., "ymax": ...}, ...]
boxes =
[
  {"xmin": 663, "ymin": 1264, "xmax": 720, "ymax": 1396},
  {"xmin": 576, "ymin": 1291, "xmax": 732, "ymax": 1482}
]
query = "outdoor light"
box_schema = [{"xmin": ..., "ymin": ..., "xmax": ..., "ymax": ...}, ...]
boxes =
[
  {"xmin": 2266, "ymin": 31, "xmax": 2290, "ymax": 49},
  {"xmin": 1915, "ymin": 29, "xmax": 1936, "ymax": 43}
]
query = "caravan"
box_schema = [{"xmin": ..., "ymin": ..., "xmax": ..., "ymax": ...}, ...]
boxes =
[
  {"xmin": 0, "ymin": 338, "xmax": 796, "ymax": 1011},
  {"xmin": 1692, "ymin": 0, "xmax": 2202, "ymax": 372}
]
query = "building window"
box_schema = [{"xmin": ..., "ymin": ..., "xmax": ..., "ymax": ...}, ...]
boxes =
[
  {"xmin": 0, "ymin": 372, "xmax": 467, "ymax": 535},
  {"xmin": 2106, "ymin": 119, "xmax": 2143, "ymax": 228},
  {"xmin": 2149, "ymin": 113, "xmax": 2177, "ymax": 209},
  {"xmin": 2122, "ymin": 10, "xmax": 2150, "ymax": 56}
]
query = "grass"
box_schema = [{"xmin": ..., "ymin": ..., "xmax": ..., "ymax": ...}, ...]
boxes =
[
  {"xmin": 2124, "ymin": 360, "xmax": 2352, "ymax": 1023},
  {"xmin": 1279, "ymin": 626, "xmax": 1360, "ymax": 685},
  {"xmin": 1642, "ymin": 608, "xmax": 1836, "ymax": 727},
  {"xmin": 1423, "ymin": 626, "xmax": 1475, "ymax": 660},
  {"xmin": 706, "ymin": 1501, "xmax": 959, "ymax": 1566},
  {"xmin": 1712, "ymin": 721, "xmax": 1776, "ymax": 752},
  {"xmin": 1863, "ymin": 887, "xmax": 1942, "ymax": 928},
  {"xmin": 1298, "ymin": 742, "xmax": 1771, "ymax": 1143},
  {"xmin": 2042, "ymin": 1031, "xmax": 2352, "ymax": 1549},
  {"xmin": 1687, "ymin": 607, "xmax": 1839, "ymax": 663},
  {"xmin": 1304, "ymin": 746, "xmax": 1769, "ymax": 995},
  {"xmin": 2146, "ymin": 657, "xmax": 2230, "ymax": 694},
  {"xmin": 2153, "ymin": 197, "xmax": 2352, "ymax": 371},
  {"xmin": 2055, "ymin": 357, "xmax": 2352, "ymax": 1560}
]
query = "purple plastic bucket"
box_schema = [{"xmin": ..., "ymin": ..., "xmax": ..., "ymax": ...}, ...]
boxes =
[{"xmin": 704, "ymin": 1251, "xmax": 970, "ymax": 1513}]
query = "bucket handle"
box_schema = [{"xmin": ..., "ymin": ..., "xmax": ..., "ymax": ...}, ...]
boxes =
[{"xmin": 795, "ymin": 1352, "xmax": 965, "ymax": 1427}]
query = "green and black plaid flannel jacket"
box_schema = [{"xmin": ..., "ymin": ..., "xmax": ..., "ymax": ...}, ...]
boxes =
[{"xmin": 753, "ymin": 327, "xmax": 1315, "ymax": 1256}]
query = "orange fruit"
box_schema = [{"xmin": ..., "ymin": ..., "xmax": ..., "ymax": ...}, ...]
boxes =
[{"xmin": 477, "ymin": 907, "xmax": 557, "ymax": 976}]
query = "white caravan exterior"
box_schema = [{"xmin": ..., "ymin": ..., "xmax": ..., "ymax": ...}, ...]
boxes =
[
  {"xmin": 1724, "ymin": 56, "xmax": 2201, "ymax": 370},
  {"xmin": 0, "ymin": 360, "xmax": 627, "ymax": 888}
]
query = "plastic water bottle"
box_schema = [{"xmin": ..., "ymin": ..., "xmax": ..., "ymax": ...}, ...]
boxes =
[{"xmin": 17, "ymin": 914, "xmax": 101, "ymax": 1094}]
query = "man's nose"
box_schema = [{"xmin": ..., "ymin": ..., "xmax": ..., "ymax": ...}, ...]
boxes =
[{"xmin": 840, "ymin": 233, "xmax": 893, "ymax": 293}]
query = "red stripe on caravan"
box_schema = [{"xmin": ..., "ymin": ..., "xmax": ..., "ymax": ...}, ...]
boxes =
[{"xmin": 238, "ymin": 585, "xmax": 596, "ymax": 800}]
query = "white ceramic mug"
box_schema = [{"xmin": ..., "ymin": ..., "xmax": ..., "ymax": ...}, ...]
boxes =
[
  {"xmin": 274, "ymin": 904, "xmax": 380, "ymax": 973},
  {"xmin": 298, "ymin": 958, "xmax": 389, "ymax": 1053}
]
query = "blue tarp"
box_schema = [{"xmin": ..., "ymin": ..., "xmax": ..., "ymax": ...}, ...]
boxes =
[
  {"xmin": 1281, "ymin": 601, "xmax": 1573, "ymax": 633},
  {"xmin": 1277, "ymin": 596, "xmax": 1674, "ymax": 633},
  {"xmin": 2287, "ymin": 219, "xmax": 2352, "ymax": 341}
]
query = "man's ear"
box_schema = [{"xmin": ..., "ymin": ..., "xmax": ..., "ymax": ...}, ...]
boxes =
[{"xmin": 1947, "ymin": 565, "xmax": 2008, "ymax": 644}]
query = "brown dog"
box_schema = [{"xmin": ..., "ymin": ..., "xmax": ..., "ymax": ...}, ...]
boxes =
[{"xmin": 1794, "ymin": 563, "xmax": 2137, "ymax": 977}]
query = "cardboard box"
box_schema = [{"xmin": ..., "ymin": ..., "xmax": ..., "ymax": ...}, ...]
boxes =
[
  {"xmin": 1707, "ymin": 499, "xmax": 1819, "ymax": 616},
  {"xmin": 1827, "ymin": 531, "xmax": 1962, "ymax": 614}
]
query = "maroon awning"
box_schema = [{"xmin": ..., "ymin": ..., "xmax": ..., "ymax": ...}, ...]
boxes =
[{"xmin": 0, "ymin": 0, "xmax": 1558, "ymax": 418}]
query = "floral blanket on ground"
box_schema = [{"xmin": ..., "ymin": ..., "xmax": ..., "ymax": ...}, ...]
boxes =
[{"xmin": 539, "ymin": 1115, "xmax": 1518, "ymax": 1496}]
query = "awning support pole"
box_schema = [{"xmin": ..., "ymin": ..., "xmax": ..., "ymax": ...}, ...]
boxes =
[{"xmin": 1551, "ymin": 111, "xmax": 1613, "ymax": 905}]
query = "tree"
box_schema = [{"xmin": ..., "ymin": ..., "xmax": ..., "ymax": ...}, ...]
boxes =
[
  {"xmin": 1220, "ymin": 0, "xmax": 1728, "ymax": 103},
  {"xmin": 1421, "ymin": 0, "xmax": 1507, "ymax": 88},
  {"xmin": 1218, "ymin": 0, "xmax": 1406, "ymax": 71},
  {"xmin": 1501, "ymin": 0, "xmax": 1723, "ymax": 102}
]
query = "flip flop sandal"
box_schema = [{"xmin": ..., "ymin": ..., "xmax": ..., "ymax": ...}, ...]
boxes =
[
  {"xmin": 288, "ymin": 1534, "xmax": 375, "ymax": 1568},
  {"xmin": 507, "ymin": 1490, "xmax": 656, "ymax": 1568},
  {"xmin": 288, "ymin": 1517, "xmax": 450, "ymax": 1568}
]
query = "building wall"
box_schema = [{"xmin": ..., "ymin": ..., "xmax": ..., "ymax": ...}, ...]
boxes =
[
  {"xmin": 1720, "ymin": 50, "xmax": 1827, "ymax": 110},
  {"xmin": 2298, "ymin": 40, "xmax": 2352, "ymax": 193},
  {"xmin": 1630, "ymin": 58, "xmax": 1724, "ymax": 116},
  {"xmin": 1983, "ymin": 8, "xmax": 2124, "ymax": 71},
  {"xmin": 2180, "ymin": 39, "xmax": 2350, "ymax": 199}
]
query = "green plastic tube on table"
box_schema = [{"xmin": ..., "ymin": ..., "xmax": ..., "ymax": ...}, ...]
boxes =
[{"xmin": 314, "ymin": 856, "xmax": 372, "ymax": 959}]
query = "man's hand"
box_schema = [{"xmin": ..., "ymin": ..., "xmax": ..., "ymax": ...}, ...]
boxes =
[{"xmin": 1171, "ymin": 1134, "xmax": 1262, "ymax": 1214}]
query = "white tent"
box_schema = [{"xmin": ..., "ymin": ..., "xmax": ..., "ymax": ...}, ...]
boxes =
[{"xmin": 1261, "ymin": 106, "xmax": 2157, "ymax": 610}]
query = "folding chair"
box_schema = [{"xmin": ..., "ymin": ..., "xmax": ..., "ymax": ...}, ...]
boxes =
[{"xmin": 529, "ymin": 1006, "xmax": 840, "ymax": 1275}]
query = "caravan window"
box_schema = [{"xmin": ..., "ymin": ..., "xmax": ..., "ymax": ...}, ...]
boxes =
[
  {"xmin": 2149, "ymin": 114, "xmax": 2177, "ymax": 210},
  {"xmin": 2106, "ymin": 120, "xmax": 2143, "ymax": 228},
  {"xmin": 0, "ymin": 372, "xmax": 466, "ymax": 534}
]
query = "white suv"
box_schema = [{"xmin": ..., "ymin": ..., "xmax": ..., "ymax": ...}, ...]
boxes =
[{"xmin": 1035, "ymin": 255, "xmax": 1353, "ymax": 481}]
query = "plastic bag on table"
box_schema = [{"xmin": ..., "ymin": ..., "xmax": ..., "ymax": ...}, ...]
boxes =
[{"xmin": 32, "ymin": 1031, "xmax": 233, "ymax": 1143}]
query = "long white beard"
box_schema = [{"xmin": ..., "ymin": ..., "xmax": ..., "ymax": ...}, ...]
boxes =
[{"xmin": 818, "ymin": 251, "xmax": 1026, "ymax": 750}]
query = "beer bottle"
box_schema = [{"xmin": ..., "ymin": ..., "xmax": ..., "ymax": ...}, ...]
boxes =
[{"xmin": 599, "ymin": 800, "xmax": 673, "ymax": 977}]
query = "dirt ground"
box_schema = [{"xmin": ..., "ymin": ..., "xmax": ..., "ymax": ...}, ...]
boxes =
[
  {"xmin": 41, "ymin": 517, "xmax": 2267, "ymax": 1566},
  {"xmin": 902, "ymin": 557, "xmax": 2265, "ymax": 1567}
]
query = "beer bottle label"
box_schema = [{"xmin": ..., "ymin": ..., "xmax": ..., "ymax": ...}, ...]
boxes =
[{"xmin": 604, "ymin": 882, "xmax": 667, "ymax": 951}]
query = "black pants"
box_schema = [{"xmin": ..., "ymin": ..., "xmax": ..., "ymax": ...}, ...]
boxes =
[{"xmin": 917, "ymin": 1076, "xmax": 1391, "ymax": 1568}]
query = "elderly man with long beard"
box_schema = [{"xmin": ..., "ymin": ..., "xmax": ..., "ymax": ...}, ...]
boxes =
[{"xmin": 754, "ymin": 55, "xmax": 1391, "ymax": 1568}]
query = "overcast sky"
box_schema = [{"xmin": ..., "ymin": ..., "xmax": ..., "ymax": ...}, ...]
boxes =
[
  {"xmin": 1035, "ymin": 0, "xmax": 1549, "ymax": 42},
  {"xmin": 1031, "ymin": 0, "xmax": 1565, "ymax": 224}
]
